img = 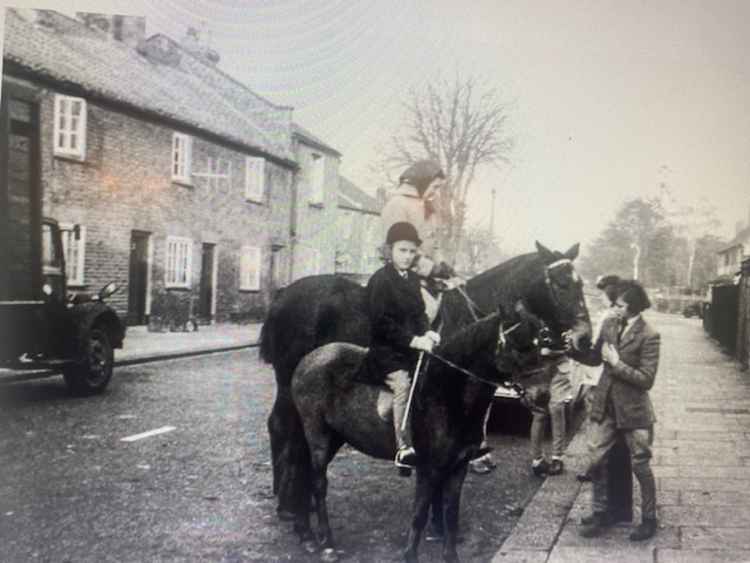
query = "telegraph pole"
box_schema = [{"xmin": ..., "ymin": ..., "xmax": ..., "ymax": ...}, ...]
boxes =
[{"xmin": 489, "ymin": 187, "xmax": 496, "ymax": 237}]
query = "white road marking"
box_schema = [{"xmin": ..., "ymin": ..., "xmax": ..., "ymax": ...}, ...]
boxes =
[{"xmin": 120, "ymin": 426, "xmax": 176, "ymax": 442}]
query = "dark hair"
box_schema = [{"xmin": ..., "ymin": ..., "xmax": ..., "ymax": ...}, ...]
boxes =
[
  {"xmin": 617, "ymin": 279, "xmax": 651, "ymax": 314},
  {"xmin": 399, "ymin": 160, "xmax": 445, "ymax": 197},
  {"xmin": 596, "ymin": 274, "xmax": 621, "ymax": 305}
]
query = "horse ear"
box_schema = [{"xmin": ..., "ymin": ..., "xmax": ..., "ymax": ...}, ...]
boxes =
[
  {"xmin": 563, "ymin": 243, "xmax": 580, "ymax": 261},
  {"xmin": 535, "ymin": 241, "xmax": 555, "ymax": 263}
]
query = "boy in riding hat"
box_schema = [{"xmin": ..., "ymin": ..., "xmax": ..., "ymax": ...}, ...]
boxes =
[{"xmin": 365, "ymin": 221, "xmax": 442, "ymax": 468}]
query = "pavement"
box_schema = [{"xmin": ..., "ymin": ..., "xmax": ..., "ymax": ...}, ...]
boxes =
[
  {"xmin": 116, "ymin": 322, "xmax": 261, "ymax": 366},
  {"xmin": 493, "ymin": 313, "xmax": 750, "ymax": 563}
]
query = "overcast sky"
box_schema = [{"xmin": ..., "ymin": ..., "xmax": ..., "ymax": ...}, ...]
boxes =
[{"xmin": 2, "ymin": 0, "xmax": 749, "ymax": 254}]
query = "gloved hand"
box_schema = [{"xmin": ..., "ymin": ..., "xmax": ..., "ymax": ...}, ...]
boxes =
[
  {"xmin": 425, "ymin": 330, "xmax": 441, "ymax": 346},
  {"xmin": 440, "ymin": 276, "xmax": 466, "ymax": 290},
  {"xmin": 410, "ymin": 334, "xmax": 436, "ymax": 352}
]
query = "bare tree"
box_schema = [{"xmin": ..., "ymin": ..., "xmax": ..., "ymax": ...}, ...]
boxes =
[{"xmin": 375, "ymin": 74, "xmax": 513, "ymax": 263}]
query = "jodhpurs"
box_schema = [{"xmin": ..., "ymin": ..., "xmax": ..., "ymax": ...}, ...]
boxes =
[
  {"xmin": 588, "ymin": 412, "xmax": 656, "ymax": 520},
  {"xmin": 530, "ymin": 358, "xmax": 572, "ymax": 459},
  {"xmin": 385, "ymin": 369, "xmax": 412, "ymax": 450}
]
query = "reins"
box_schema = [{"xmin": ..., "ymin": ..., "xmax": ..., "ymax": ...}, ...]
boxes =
[{"xmin": 425, "ymin": 321, "xmax": 528, "ymax": 400}]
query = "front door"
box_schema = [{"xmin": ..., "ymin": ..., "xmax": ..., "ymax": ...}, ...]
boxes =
[
  {"xmin": 199, "ymin": 243, "xmax": 215, "ymax": 322},
  {"xmin": 128, "ymin": 231, "xmax": 149, "ymax": 325}
]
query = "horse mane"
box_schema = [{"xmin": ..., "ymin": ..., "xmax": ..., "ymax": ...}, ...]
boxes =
[
  {"xmin": 437, "ymin": 313, "xmax": 504, "ymax": 366},
  {"xmin": 467, "ymin": 251, "xmax": 542, "ymax": 309}
]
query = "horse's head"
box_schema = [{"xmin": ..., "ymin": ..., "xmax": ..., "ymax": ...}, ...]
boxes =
[
  {"xmin": 526, "ymin": 242, "xmax": 592, "ymax": 352},
  {"xmin": 493, "ymin": 303, "xmax": 544, "ymax": 375}
]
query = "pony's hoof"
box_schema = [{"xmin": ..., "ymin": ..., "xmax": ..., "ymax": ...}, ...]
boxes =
[
  {"xmin": 302, "ymin": 540, "xmax": 318, "ymax": 554},
  {"xmin": 320, "ymin": 547, "xmax": 338, "ymax": 562}
]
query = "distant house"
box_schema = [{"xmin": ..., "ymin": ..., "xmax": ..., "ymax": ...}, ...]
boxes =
[
  {"xmin": 335, "ymin": 177, "xmax": 383, "ymax": 285},
  {"xmin": 290, "ymin": 123, "xmax": 341, "ymax": 281},
  {"xmin": 2, "ymin": 9, "xmax": 298, "ymax": 324},
  {"xmin": 717, "ymin": 224, "xmax": 750, "ymax": 280}
]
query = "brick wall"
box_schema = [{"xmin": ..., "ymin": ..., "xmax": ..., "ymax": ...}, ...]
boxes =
[{"xmin": 31, "ymin": 80, "xmax": 293, "ymax": 323}]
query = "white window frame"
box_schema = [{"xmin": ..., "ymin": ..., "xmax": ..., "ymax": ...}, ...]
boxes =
[
  {"xmin": 193, "ymin": 156, "xmax": 232, "ymax": 191},
  {"xmin": 245, "ymin": 157, "xmax": 266, "ymax": 202},
  {"xmin": 309, "ymin": 153, "xmax": 325, "ymax": 205},
  {"xmin": 60, "ymin": 223, "xmax": 86, "ymax": 286},
  {"xmin": 53, "ymin": 95, "xmax": 87, "ymax": 160},
  {"xmin": 165, "ymin": 236, "xmax": 193, "ymax": 288},
  {"xmin": 172, "ymin": 133, "xmax": 193, "ymax": 184},
  {"xmin": 240, "ymin": 245, "xmax": 262, "ymax": 291}
]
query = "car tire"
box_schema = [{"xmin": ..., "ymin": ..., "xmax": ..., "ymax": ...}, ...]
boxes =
[{"xmin": 63, "ymin": 328, "xmax": 114, "ymax": 395}]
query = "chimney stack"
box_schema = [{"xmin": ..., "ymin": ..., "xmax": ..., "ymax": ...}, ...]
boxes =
[{"xmin": 76, "ymin": 12, "xmax": 145, "ymax": 49}]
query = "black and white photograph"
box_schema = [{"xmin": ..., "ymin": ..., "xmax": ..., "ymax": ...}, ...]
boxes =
[{"xmin": 1, "ymin": 1, "xmax": 749, "ymax": 561}]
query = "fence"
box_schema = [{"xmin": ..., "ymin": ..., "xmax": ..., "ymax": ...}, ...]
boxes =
[
  {"xmin": 736, "ymin": 258, "xmax": 750, "ymax": 369},
  {"xmin": 705, "ymin": 283, "xmax": 739, "ymax": 354}
]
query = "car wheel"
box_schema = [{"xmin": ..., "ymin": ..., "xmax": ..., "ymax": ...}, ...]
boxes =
[{"xmin": 63, "ymin": 328, "xmax": 113, "ymax": 395}]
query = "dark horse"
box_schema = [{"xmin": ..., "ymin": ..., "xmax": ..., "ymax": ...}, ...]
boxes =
[
  {"xmin": 261, "ymin": 242, "xmax": 591, "ymax": 518},
  {"xmin": 292, "ymin": 309, "xmax": 543, "ymax": 562}
]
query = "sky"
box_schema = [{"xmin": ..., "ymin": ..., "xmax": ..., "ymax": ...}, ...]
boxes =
[{"xmin": 2, "ymin": 0, "xmax": 749, "ymax": 254}]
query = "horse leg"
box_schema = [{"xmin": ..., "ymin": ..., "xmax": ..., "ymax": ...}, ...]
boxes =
[
  {"xmin": 441, "ymin": 463, "xmax": 469, "ymax": 563},
  {"xmin": 426, "ymin": 486, "xmax": 445, "ymax": 542},
  {"xmin": 308, "ymin": 433, "xmax": 337, "ymax": 554},
  {"xmin": 404, "ymin": 469, "xmax": 437, "ymax": 563}
]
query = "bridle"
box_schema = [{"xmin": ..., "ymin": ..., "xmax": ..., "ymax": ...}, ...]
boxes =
[
  {"xmin": 542, "ymin": 258, "xmax": 584, "ymax": 336},
  {"xmin": 425, "ymin": 319, "xmax": 529, "ymax": 399}
]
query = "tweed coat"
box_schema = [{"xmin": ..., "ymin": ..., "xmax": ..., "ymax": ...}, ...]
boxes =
[
  {"xmin": 364, "ymin": 263, "xmax": 429, "ymax": 381},
  {"xmin": 380, "ymin": 185, "xmax": 442, "ymax": 276},
  {"xmin": 573, "ymin": 314, "xmax": 660, "ymax": 429}
]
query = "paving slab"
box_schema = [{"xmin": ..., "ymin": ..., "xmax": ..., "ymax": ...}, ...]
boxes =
[
  {"xmin": 659, "ymin": 505, "xmax": 750, "ymax": 527},
  {"xmin": 681, "ymin": 526, "xmax": 750, "ymax": 550},
  {"xmin": 658, "ymin": 548, "xmax": 750, "ymax": 562}
]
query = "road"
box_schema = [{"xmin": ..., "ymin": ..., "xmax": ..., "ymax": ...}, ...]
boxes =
[{"xmin": 0, "ymin": 348, "xmax": 543, "ymax": 562}]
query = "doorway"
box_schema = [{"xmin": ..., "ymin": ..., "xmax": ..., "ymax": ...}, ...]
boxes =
[
  {"xmin": 199, "ymin": 243, "xmax": 216, "ymax": 322},
  {"xmin": 128, "ymin": 231, "xmax": 150, "ymax": 325}
]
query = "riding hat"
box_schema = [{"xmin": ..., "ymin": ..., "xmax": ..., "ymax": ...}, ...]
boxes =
[
  {"xmin": 386, "ymin": 221, "xmax": 422, "ymax": 246},
  {"xmin": 399, "ymin": 160, "xmax": 445, "ymax": 196}
]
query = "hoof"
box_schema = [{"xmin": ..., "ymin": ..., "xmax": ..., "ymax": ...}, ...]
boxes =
[
  {"xmin": 398, "ymin": 467, "xmax": 412, "ymax": 478},
  {"xmin": 302, "ymin": 540, "xmax": 318, "ymax": 554},
  {"xmin": 320, "ymin": 547, "xmax": 338, "ymax": 562}
]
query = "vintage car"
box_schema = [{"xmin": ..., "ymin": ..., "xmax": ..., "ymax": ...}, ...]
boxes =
[{"xmin": 0, "ymin": 219, "xmax": 126, "ymax": 394}]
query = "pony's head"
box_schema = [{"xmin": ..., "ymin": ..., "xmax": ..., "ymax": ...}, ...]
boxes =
[
  {"xmin": 493, "ymin": 302, "xmax": 544, "ymax": 375},
  {"xmin": 524, "ymin": 242, "xmax": 591, "ymax": 352}
]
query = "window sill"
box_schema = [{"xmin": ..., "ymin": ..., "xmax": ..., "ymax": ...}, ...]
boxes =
[
  {"xmin": 239, "ymin": 288, "xmax": 260, "ymax": 293},
  {"xmin": 54, "ymin": 152, "xmax": 86, "ymax": 163},
  {"xmin": 245, "ymin": 197, "xmax": 264, "ymax": 205},
  {"xmin": 172, "ymin": 178, "xmax": 194, "ymax": 188},
  {"xmin": 164, "ymin": 285, "xmax": 191, "ymax": 291},
  {"xmin": 308, "ymin": 201, "xmax": 324, "ymax": 209},
  {"xmin": 67, "ymin": 282, "xmax": 87, "ymax": 289}
]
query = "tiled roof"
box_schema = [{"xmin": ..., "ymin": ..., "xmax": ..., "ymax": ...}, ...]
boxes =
[
  {"xmin": 718, "ymin": 225, "xmax": 750, "ymax": 253},
  {"xmin": 3, "ymin": 9, "xmax": 294, "ymax": 164},
  {"xmin": 338, "ymin": 176, "xmax": 381, "ymax": 215},
  {"xmin": 292, "ymin": 123, "xmax": 341, "ymax": 157}
]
